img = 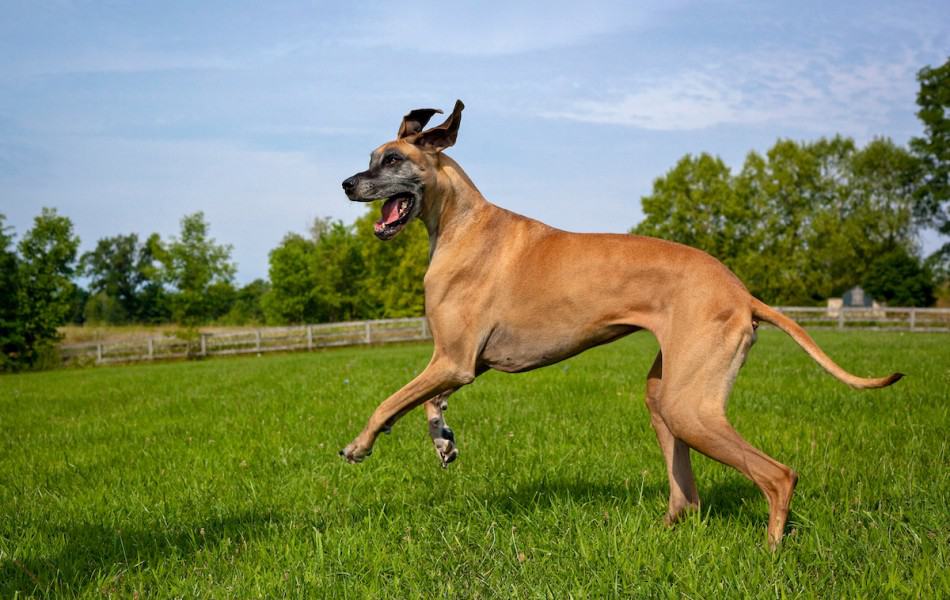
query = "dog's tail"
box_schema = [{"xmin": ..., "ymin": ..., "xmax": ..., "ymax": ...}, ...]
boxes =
[{"xmin": 750, "ymin": 298, "xmax": 903, "ymax": 389}]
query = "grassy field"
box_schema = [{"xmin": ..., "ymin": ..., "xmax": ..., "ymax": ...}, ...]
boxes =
[{"xmin": 1, "ymin": 330, "xmax": 948, "ymax": 598}]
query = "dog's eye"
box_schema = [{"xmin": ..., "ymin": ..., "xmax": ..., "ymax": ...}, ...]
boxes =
[{"xmin": 383, "ymin": 154, "xmax": 403, "ymax": 166}]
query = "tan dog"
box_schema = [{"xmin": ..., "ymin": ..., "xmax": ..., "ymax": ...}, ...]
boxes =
[{"xmin": 340, "ymin": 100, "xmax": 902, "ymax": 547}]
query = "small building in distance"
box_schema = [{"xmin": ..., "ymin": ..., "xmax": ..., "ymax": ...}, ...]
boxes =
[{"xmin": 826, "ymin": 285, "xmax": 885, "ymax": 317}]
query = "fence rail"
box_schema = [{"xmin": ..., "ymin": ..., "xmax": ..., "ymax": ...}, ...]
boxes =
[
  {"xmin": 773, "ymin": 306, "xmax": 950, "ymax": 333},
  {"xmin": 60, "ymin": 317, "xmax": 431, "ymax": 367},
  {"xmin": 60, "ymin": 307, "xmax": 949, "ymax": 367}
]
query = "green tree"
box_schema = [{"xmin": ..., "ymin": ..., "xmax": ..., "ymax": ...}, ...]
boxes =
[
  {"xmin": 636, "ymin": 153, "xmax": 753, "ymax": 260},
  {"xmin": 137, "ymin": 233, "xmax": 172, "ymax": 323},
  {"xmin": 161, "ymin": 212, "xmax": 236, "ymax": 324},
  {"xmin": 311, "ymin": 219, "xmax": 367, "ymax": 321},
  {"xmin": 263, "ymin": 232, "xmax": 318, "ymax": 324},
  {"xmin": 264, "ymin": 208, "xmax": 429, "ymax": 325},
  {"xmin": 355, "ymin": 203, "xmax": 429, "ymax": 318},
  {"xmin": 0, "ymin": 215, "xmax": 23, "ymax": 368},
  {"xmin": 863, "ymin": 248, "xmax": 935, "ymax": 307},
  {"xmin": 634, "ymin": 137, "xmax": 921, "ymax": 305},
  {"xmin": 221, "ymin": 278, "xmax": 270, "ymax": 324},
  {"xmin": 83, "ymin": 291, "xmax": 128, "ymax": 325},
  {"xmin": 80, "ymin": 233, "xmax": 165, "ymax": 323},
  {"xmin": 15, "ymin": 208, "xmax": 80, "ymax": 366},
  {"xmin": 909, "ymin": 57, "xmax": 950, "ymax": 300},
  {"xmin": 910, "ymin": 58, "xmax": 950, "ymax": 241}
]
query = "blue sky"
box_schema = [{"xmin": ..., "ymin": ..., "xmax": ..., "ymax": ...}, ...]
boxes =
[{"xmin": 1, "ymin": 1, "xmax": 947, "ymax": 283}]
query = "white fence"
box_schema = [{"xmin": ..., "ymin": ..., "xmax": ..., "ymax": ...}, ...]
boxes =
[
  {"xmin": 59, "ymin": 307, "xmax": 949, "ymax": 367},
  {"xmin": 773, "ymin": 306, "xmax": 950, "ymax": 332},
  {"xmin": 60, "ymin": 317, "xmax": 430, "ymax": 367}
]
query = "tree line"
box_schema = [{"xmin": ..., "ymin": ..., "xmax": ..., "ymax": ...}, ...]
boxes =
[
  {"xmin": 0, "ymin": 204, "xmax": 431, "ymax": 369},
  {"xmin": 1, "ymin": 58, "xmax": 947, "ymax": 370},
  {"xmin": 634, "ymin": 58, "xmax": 948, "ymax": 306}
]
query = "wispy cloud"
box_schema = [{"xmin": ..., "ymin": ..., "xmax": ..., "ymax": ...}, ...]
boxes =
[{"xmin": 543, "ymin": 43, "xmax": 930, "ymax": 136}]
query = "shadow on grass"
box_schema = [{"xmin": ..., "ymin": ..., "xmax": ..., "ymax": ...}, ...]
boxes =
[
  {"xmin": 484, "ymin": 477, "xmax": 666, "ymax": 514},
  {"xmin": 1, "ymin": 510, "xmax": 283, "ymax": 597},
  {"xmin": 700, "ymin": 478, "xmax": 767, "ymax": 522},
  {"xmin": 482, "ymin": 475, "xmax": 767, "ymax": 526}
]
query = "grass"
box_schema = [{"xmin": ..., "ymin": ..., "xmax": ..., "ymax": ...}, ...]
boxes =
[{"xmin": 1, "ymin": 330, "xmax": 948, "ymax": 598}]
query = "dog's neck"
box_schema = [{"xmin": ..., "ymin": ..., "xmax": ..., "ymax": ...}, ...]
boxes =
[{"xmin": 420, "ymin": 154, "xmax": 491, "ymax": 257}]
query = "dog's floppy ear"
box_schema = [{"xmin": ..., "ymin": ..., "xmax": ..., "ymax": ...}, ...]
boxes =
[
  {"xmin": 412, "ymin": 100, "xmax": 464, "ymax": 152},
  {"xmin": 397, "ymin": 108, "xmax": 443, "ymax": 139}
]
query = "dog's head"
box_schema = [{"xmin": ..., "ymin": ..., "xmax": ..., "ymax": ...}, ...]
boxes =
[{"xmin": 342, "ymin": 100, "xmax": 464, "ymax": 240}]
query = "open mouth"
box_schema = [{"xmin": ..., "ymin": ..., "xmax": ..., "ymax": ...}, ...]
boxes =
[{"xmin": 374, "ymin": 192, "xmax": 416, "ymax": 240}]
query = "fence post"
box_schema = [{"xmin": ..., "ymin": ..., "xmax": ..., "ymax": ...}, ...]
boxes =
[
  {"xmin": 909, "ymin": 308, "xmax": 916, "ymax": 331},
  {"xmin": 837, "ymin": 308, "xmax": 845, "ymax": 330},
  {"xmin": 200, "ymin": 333, "xmax": 207, "ymax": 356},
  {"xmin": 365, "ymin": 321, "xmax": 372, "ymax": 344},
  {"xmin": 307, "ymin": 325, "xmax": 313, "ymax": 351},
  {"xmin": 96, "ymin": 343, "xmax": 103, "ymax": 364},
  {"xmin": 147, "ymin": 338, "xmax": 154, "ymax": 360},
  {"xmin": 420, "ymin": 318, "xmax": 428, "ymax": 339},
  {"xmin": 255, "ymin": 330, "xmax": 262, "ymax": 352}
]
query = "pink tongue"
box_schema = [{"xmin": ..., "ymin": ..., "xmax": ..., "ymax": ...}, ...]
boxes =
[{"xmin": 380, "ymin": 198, "xmax": 401, "ymax": 225}]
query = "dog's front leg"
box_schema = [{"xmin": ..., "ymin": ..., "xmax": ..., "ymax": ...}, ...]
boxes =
[
  {"xmin": 340, "ymin": 359, "xmax": 472, "ymax": 464},
  {"xmin": 425, "ymin": 390, "xmax": 458, "ymax": 467}
]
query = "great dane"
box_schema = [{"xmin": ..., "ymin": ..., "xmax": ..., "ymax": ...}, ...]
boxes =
[{"xmin": 339, "ymin": 100, "xmax": 902, "ymax": 547}]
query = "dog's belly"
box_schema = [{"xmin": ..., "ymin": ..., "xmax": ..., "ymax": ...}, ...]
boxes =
[{"xmin": 480, "ymin": 322, "xmax": 640, "ymax": 373}]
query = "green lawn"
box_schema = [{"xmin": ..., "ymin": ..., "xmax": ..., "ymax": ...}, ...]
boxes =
[{"xmin": 1, "ymin": 330, "xmax": 948, "ymax": 598}]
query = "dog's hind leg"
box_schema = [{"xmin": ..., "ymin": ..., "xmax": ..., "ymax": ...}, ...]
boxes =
[
  {"xmin": 425, "ymin": 389, "xmax": 459, "ymax": 467},
  {"xmin": 644, "ymin": 352, "xmax": 700, "ymax": 524},
  {"xmin": 661, "ymin": 324, "xmax": 798, "ymax": 548}
]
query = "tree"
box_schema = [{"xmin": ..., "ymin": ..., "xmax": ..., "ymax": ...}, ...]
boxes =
[
  {"xmin": 311, "ymin": 219, "xmax": 367, "ymax": 321},
  {"xmin": 137, "ymin": 233, "xmax": 172, "ymax": 323},
  {"xmin": 160, "ymin": 212, "xmax": 236, "ymax": 324},
  {"xmin": 263, "ymin": 217, "xmax": 368, "ymax": 324},
  {"xmin": 634, "ymin": 137, "xmax": 921, "ymax": 305},
  {"xmin": 909, "ymin": 57, "xmax": 950, "ymax": 301},
  {"xmin": 263, "ymin": 207, "xmax": 430, "ymax": 325},
  {"xmin": 636, "ymin": 153, "xmax": 753, "ymax": 261},
  {"xmin": 221, "ymin": 279, "xmax": 269, "ymax": 324},
  {"xmin": 0, "ymin": 215, "xmax": 23, "ymax": 368},
  {"xmin": 263, "ymin": 232, "xmax": 318, "ymax": 324},
  {"xmin": 910, "ymin": 58, "xmax": 950, "ymax": 242},
  {"xmin": 15, "ymin": 208, "xmax": 80, "ymax": 366},
  {"xmin": 863, "ymin": 248, "xmax": 935, "ymax": 307},
  {"xmin": 80, "ymin": 233, "xmax": 165, "ymax": 323},
  {"xmin": 355, "ymin": 203, "xmax": 429, "ymax": 318}
]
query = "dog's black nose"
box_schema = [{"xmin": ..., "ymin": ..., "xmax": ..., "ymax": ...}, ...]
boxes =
[{"xmin": 342, "ymin": 176, "xmax": 357, "ymax": 193}]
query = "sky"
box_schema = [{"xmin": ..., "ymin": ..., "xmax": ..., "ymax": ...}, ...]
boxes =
[{"xmin": 1, "ymin": 1, "xmax": 948, "ymax": 283}]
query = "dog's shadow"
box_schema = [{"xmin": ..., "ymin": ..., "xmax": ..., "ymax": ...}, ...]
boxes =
[
  {"xmin": 1, "ymin": 510, "xmax": 281, "ymax": 597},
  {"xmin": 482, "ymin": 475, "xmax": 765, "ymax": 525}
]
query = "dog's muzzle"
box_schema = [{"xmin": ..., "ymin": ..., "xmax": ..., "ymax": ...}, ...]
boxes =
[{"xmin": 342, "ymin": 174, "xmax": 419, "ymax": 241}]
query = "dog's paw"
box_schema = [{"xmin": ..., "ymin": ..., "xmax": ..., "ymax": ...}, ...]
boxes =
[
  {"xmin": 433, "ymin": 437, "xmax": 458, "ymax": 468},
  {"xmin": 339, "ymin": 442, "xmax": 372, "ymax": 464},
  {"xmin": 428, "ymin": 418, "xmax": 458, "ymax": 468},
  {"xmin": 431, "ymin": 422, "xmax": 458, "ymax": 468}
]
